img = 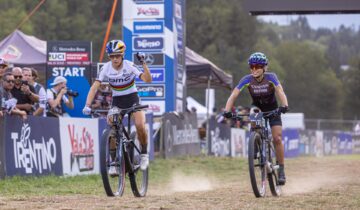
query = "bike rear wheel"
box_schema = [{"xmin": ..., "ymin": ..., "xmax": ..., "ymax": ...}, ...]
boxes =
[
  {"xmin": 248, "ymin": 132, "xmax": 266, "ymax": 197},
  {"xmin": 267, "ymin": 142, "xmax": 281, "ymax": 196},
  {"xmin": 128, "ymin": 132, "xmax": 148, "ymax": 197},
  {"xmin": 100, "ymin": 129, "xmax": 126, "ymax": 197}
]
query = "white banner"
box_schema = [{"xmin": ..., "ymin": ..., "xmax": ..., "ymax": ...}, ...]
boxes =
[
  {"xmin": 60, "ymin": 117, "xmax": 99, "ymax": 176},
  {"xmin": 231, "ymin": 128, "xmax": 247, "ymax": 157}
]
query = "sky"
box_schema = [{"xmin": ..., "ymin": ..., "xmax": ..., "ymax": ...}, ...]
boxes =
[{"xmin": 258, "ymin": 14, "xmax": 360, "ymax": 30}]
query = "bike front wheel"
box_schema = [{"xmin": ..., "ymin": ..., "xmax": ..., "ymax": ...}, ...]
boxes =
[
  {"xmin": 248, "ymin": 132, "xmax": 266, "ymax": 197},
  {"xmin": 100, "ymin": 129, "xmax": 126, "ymax": 197},
  {"xmin": 267, "ymin": 142, "xmax": 281, "ymax": 196},
  {"xmin": 128, "ymin": 132, "xmax": 148, "ymax": 197}
]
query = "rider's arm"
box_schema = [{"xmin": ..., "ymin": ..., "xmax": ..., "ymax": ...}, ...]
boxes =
[
  {"xmin": 225, "ymin": 88, "xmax": 241, "ymax": 112},
  {"xmin": 140, "ymin": 63, "xmax": 152, "ymax": 83},
  {"xmin": 48, "ymin": 88, "xmax": 66, "ymax": 109},
  {"xmin": 85, "ymin": 80, "xmax": 101, "ymax": 107},
  {"xmin": 275, "ymin": 84, "xmax": 288, "ymax": 107}
]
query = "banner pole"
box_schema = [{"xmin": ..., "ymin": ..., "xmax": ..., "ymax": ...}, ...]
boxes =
[{"xmin": 99, "ymin": 0, "xmax": 118, "ymax": 62}]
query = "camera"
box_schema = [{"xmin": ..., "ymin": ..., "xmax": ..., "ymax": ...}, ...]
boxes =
[
  {"xmin": 66, "ymin": 89, "xmax": 79, "ymax": 97},
  {"xmin": 21, "ymin": 80, "xmax": 29, "ymax": 86}
]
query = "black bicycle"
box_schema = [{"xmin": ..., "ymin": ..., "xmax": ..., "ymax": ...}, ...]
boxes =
[
  {"xmin": 232, "ymin": 108, "xmax": 282, "ymax": 197},
  {"xmin": 93, "ymin": 104, "xmax": 149, "ymax": 197}
]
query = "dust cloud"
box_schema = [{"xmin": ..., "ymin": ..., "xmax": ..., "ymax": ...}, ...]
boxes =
[{"xmin": 168, "ymin": 171, "xmax": 216, "ymax": 192}]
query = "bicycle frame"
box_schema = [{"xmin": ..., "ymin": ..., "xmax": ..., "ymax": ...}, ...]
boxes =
[
  {"xmin": 96, "ymin": 104, "xmax": 149, "ymax": 197},
  {"xmin": 110, "ymin": 110, "xmax": 142, "ymax": 174},
  {"xmin": 234, "ymin": 109, "xmax": 282, "ymax": 197}
]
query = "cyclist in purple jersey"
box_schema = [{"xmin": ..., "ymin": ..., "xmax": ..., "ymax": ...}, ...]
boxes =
[{"xmin": 223, "ymin": 52, "xmax": 289, "ymax": 185}]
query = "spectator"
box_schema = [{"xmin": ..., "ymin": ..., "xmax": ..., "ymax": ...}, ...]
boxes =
[
  {"xmin": 28, "ymin": 68, "xmax": 47, "ymax": 116},
  {"xmin": 46, "ymin": 76, "xmax": 74, "ymax": 117},
  {"xmin": 91, "ymin": 83, "xmax": 112, "ymax": 109},
  {"xmin": 1, "ymin": 72, "xmax": 27, "ymax": 119},
  {"xmin": 0, "ymin": 58, "xmax": 8, "ymax": 85},
  {"xmin": 11, "ymin": 67, "xmax": 39, "ymax": 115}
]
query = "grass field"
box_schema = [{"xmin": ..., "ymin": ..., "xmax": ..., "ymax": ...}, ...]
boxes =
[{"xmin": 0, "ymin": 155, "xmax": 359, "ymax": 209}]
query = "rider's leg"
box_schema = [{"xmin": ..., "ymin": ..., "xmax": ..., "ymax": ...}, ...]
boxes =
[
  {"xmin": 271, "ymin": 125, "xmax": 284, "ymax": 165},
  {"xmin": 133, "ymin": 110, "xmax": 148, "ymax": 153},
  {"xmin": 271, "ymin": 125, "xmax": 286, "ymax": 185},
  {"xmin": 133, "ymin": 111, "xmax": 149, "ymax": 170}
]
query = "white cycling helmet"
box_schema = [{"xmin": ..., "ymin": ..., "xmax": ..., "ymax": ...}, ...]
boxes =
[{"xmin": 106, "ymin": 40, "xmax": 126, "ymax": 56}]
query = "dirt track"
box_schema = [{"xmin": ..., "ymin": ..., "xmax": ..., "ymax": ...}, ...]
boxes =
[{"xmin": 1, "ymin": 156, "xmax": 360, "ymax": 210}]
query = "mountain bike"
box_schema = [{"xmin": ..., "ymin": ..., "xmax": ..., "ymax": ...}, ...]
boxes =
[
  {"xmin": 93, "ymin": 104, "xmax": 149, "ymax": 197},
  {"xmin": 232, "ymin": 108, "xmax": 282, "ymax": 197}
]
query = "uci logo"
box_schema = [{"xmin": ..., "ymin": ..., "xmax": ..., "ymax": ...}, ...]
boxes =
[{"xmin": 49, "ymin": 53, "xmax": 66, "ymax": 61}]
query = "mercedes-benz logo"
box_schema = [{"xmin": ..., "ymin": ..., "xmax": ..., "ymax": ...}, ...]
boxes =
[{"xmin": 144, "ymin": 53, "xmax": 154, "ymax": 65}]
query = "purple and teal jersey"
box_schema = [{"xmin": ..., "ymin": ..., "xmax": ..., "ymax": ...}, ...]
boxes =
[{"xmin": 236, "ymin": 72, "xmax": 280, "ymax": 111}]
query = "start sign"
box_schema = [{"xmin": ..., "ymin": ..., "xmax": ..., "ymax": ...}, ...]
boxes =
[{"xmin": 51, "ymin": 66, "xmax": 86, "ymax": 77}]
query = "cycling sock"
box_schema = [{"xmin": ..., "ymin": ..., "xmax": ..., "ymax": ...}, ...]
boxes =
[{"xmin": 141, "ymin": 144, "xmax": 147, "ymax": 154}]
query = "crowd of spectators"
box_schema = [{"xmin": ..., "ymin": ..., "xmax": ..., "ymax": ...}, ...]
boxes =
[{"xmin": 0, "ymin": 58, "xmax": 111, "ymax": 120}]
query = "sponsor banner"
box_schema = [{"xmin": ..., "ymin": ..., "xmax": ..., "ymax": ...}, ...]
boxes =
[
  {"xmin": 208, "ymin": 118, "xmax": 231, "ymax": 157},
  {"xmin": 337, "ymin": 132, "xmax": 352, "ymax": 154},
  {"xmin": 141, "ymin": 100, "xmax": 165, "ymax": 116},
  {"xmin": 163, "ymin": 112, "xmax": 200, "ymax": 158},
  {"xmin": 134, "ymin": 21, "xmax": 164, "ymax": 34},
  {"xmin": 176, "ymin": 82, "xmax": 183, "ymax": 98},
  {"xmin": 299, "ymin": 130, "xmax": 324, "ymax": 156},
  {"xmin": 133, "ymin": 37, "xmax": 164, "ymax": 51},
  {"xmin": 323, "ymin": 131, "xmax": 338, "ymax": 155},
  {"xmin": 283, "ymin": 129, "xmax": 300, "ymax": 158},
  {"xmin": 4, "ymin": 116, "xmax": 63, "ymax": 176},
  {"xmin": 47, "ymin": 42, "xmax": 91, "ymax": 66},
  {"xmin": 136, "ymin": 68, "xmax": 165, "ymax": 83},
  {"xmin": 177, "ymin": 36, "xmax": 183, "ymax": 49},
  {"xmin": 177, "ymin": 51, "xmax": 184, "ymax": 67},
  {"xmin": 60, "ymin": 117, "xmax": 99, "ymax": 176},
  {"xmin": 132, "ymin": 52, "xmax": 164, "ymax": 66},
  {"xmin": 175, "ymin": 19, "xmax": 183, "ymax": 35},
  {"xmin": 96, "ymin": 62, "xmax": 105, "ymax": 78},
  {"xmin": 132, "ymin": 4, "xmax": 164, "ymax": 19},
  {"xmin": 137, "ymin": 84, "xmax": 165, "ymax": 98},
  {"xmin": 174, "ymin": 2, "xmax": 182, "ymax": 20},
  {"xmin": 230, "ymin": 128, "xmax": 247, "ymax": 157},
  {"xmin": 353, "ymin": 135, "xmax": 360, "ymax": 154},
  {"xmin": 176, "ymin": 99, "xmax": 183, "ymax": 112},
  {"xmin": 46, "ymin": 41, "xmax": 92, "ymax": 117},
  {"xmin": 177, "ymin": 65, "xmax": 184, "ymax": 81}
]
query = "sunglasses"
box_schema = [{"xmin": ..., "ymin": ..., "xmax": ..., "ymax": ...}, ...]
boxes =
[
  {"xmin": 14, "ymin": 75, "xmax": 23, "ymax": 79},
  {"xmin": 5, "ymin": 80, "xmax": 15, "ymax": 83},
  {"xmin": 250, "ymin": 65, "xmax": 265, "ymax": 70},
  {"xmin": 109, "ymin": 54, "xmax": 123, "ymax": 59}
]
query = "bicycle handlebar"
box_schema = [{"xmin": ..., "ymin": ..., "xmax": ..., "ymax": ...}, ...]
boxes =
[
  {"xmin": 230, "ymin": 109, "xmax": 281, "ymax": 120},
  {"xmin": 91, "ymin": 104, "xmax": 149, "ymax": 115}
]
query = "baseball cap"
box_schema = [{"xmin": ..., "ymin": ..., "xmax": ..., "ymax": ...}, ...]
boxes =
[{"xmin": 50, "ymin": 76, "xmax": 67, "ymax": 86}]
